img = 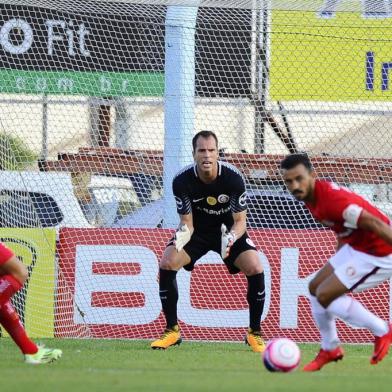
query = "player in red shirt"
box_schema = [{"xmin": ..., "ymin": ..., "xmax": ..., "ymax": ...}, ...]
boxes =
[
  {"xmin": 0, "ymin": 242, "xmax": 62, "ymax": 364},
  {"xmin": 280, "ymin": 153, "xmax": 392, "ymax": 371}
]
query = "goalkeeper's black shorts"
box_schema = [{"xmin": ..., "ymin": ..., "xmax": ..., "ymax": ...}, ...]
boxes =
[{"xmin": 167, "ymin": 230, "xmax": 257, "ymax": 274}]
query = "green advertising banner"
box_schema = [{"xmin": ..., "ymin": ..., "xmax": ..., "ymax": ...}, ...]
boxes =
[
  {"xmin": 0, "ymin": 70, "xmax": 164, "ymax": 96},
  {"xmin": 270, "ymin": 10, "xmax": 392, "ymax": 101},
  {"xmin": 0, "ymin": 229, "xmax": 56, "ymax": 338}
]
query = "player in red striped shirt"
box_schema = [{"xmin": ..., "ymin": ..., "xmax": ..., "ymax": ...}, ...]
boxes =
[
  {"xmin": 280, "ymin": 153, "xmax": 392, "ymax": 371},
  {"xmin": 0, "ymin": 242, "xmax": 62, "ymax": 364}
]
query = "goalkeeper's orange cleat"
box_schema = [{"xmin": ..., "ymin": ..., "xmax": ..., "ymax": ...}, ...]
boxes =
[
  {"xmin": 370, "ymin": 323, "xmax": 392, "ymax": 365},
  {"xmin": 151, "ymin": 325, "xmax": 182, "ymax": 350},
  {"xmin": 303, "ymin": 346, "xmax": 344, "ymax": 372},
  {"xmin": 245, "ymin": 328, "xmax": 266, "ymax": 353}
]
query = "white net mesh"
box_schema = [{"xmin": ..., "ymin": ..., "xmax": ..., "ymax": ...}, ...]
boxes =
[{"xmin": 0, "ymin": 0, "xmax": 391, "ymax": 343}]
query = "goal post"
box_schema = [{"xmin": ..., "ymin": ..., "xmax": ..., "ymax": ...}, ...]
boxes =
[
  {"xmin": 0, "ymin": 0, "xmax": 391, "ymax": 343},
  {"xmin": 163, "ymin": 3, "xmax": 199, "ymax": 227}
]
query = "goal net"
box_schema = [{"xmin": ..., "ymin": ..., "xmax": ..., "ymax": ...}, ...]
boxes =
[{"xmin": 0, "ymin": 0, "xmax": 391, "ymax": 343}]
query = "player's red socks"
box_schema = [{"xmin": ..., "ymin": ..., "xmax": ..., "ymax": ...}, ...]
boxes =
[
  {"xmin": 0, "ymin": 301, "xmax": 38, "ymax": 354},
  {"xmin": 0, "ymin": 275, "xmax": 22, "ymax": 305}
]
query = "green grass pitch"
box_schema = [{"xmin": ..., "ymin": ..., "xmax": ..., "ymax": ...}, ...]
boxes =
[{"xmin": 1, "ymin": 339, "xmax": 391, "ymax": 392}]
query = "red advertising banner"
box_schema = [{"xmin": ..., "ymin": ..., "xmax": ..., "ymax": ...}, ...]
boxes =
[{"xmin": 56, "ymin": 228, "xmax": 390, "ymax": 343}]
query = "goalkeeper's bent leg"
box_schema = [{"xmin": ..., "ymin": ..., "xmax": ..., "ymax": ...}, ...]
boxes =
[
  {"xmin": 245, "ymin": 273, "xmax": 266, "ymax": 352},
  {"xmin": 246, "ymin": 272, "xmax": 265, "ymax": 331},
  {"xmin": 159, "ymin": 269, "xmax": 179, "ymax": 328}
]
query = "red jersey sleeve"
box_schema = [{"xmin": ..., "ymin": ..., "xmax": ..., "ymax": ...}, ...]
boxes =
[
  {"xmin": 310, "ymin": 180, "xmax": 392, "ymax": 256},
  {"xmin": 322, "ymin": 183, "xmax": 363, "ymax": 228}
]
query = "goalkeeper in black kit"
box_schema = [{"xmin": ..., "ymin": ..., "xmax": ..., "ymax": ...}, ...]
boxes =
[{"xmin": 151, "ymin": 130, "xmax": 266, "ymax": 352}]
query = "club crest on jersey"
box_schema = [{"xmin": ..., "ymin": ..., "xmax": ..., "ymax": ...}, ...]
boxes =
[
  {"xmin": 207, "ymin": 196, "xmax": 217, "ymax": 206},
  {"xmin": 218, "ymin": 194, "xmax": 229, "ymax": 203}
]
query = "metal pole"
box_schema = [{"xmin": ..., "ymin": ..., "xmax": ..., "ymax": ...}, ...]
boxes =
[
  {"xmin": 252, "ymin": 0, "xmax": 270, "ymax": 154},
  {"xmin": 114, "ymin": 98, "xmax": 129, "ymax": 149},
  {"xmin": 41, "ymin": 94, "xmax": 48, "ymax": 159}
]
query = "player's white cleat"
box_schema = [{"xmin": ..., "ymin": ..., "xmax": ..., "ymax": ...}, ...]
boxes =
[{"xmin": 24, "ymin": 344, "xmax": 62, "ymax": 365}]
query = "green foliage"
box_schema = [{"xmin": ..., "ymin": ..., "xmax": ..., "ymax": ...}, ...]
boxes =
[{"xmin": 0, "ymin": 133, "xmax": 37, "ymax": 170}]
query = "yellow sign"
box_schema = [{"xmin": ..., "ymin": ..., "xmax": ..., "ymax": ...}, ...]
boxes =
[
  {"xmin": 0, "ymin": 229, "xmax": 56, "ymax": 338},
  {"xmin": 270, "ymin": 10, "xmax": 392, "ymax": 101}
]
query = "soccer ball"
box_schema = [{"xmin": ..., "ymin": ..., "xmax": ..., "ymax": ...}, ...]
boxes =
[{"xmin": 263, "ymin": 338, "xmax": 301, "ymax": 373}]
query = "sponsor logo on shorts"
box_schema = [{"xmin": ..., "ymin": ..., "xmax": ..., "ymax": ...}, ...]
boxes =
[
  {"xmin": 246, "ymin": 238, "xmax": 256, "ymax": 248},
  {"xmin": 207, "ymin": 196, "xmax": 217, "ymax": 206},
  {"xmin": 346, "ymin": 266, "xmax": 356, "ymax": 277},
  {"xmin": 218, "ymin": 194, "xmax": 229, "ymax": 203}
]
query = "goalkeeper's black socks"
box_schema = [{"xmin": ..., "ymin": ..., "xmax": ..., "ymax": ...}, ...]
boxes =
[
  {"xmin": 246, "ymin": 272, "xmax": 265, "ymax": 332},
  {"xmin": 159, "ymin": 269, "xmax": 179, "ymax": 329}
]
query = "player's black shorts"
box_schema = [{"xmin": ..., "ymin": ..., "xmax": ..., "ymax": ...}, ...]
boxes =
[{"xmin": 167, "ymin": 230, "xmax": 257, "ymax": 274}]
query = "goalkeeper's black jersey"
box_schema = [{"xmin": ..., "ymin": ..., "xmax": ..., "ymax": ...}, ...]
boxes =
[{"xmin": 172, "ymin": 161, "xmax": 247, "ymax": 233}]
